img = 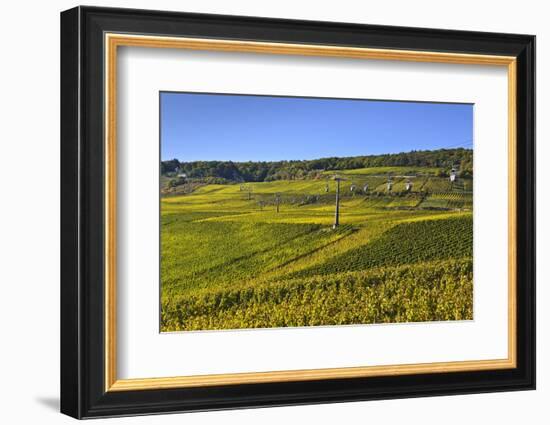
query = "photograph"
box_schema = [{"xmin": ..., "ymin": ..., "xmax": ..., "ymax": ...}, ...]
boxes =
[{"xmin": 159, "ymin": 92, "xmax": 474, "ymax": 332}]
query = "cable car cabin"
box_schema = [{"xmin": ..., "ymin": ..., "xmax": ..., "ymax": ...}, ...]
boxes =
[
  {"xmin": 350, "ymin": 184, "xmax": 356, "ymax": 192},
  {"xmin": 363, "ymin": 184, "xmax": 369, "ymax": 192},
  {"xmin": 387, "ymin": 182, "xmax": 393, "ymax": 192},
  {"xmin": 405, "ymin": 181, "xmax": 412, "ymax": 191}
]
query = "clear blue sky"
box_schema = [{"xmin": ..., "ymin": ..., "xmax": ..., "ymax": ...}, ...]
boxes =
[{"xmin": 160, "ymin": 92, "xmax": 473, "ymax": 162}]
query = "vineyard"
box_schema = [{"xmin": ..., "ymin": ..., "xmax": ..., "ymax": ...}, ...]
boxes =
[
  {"xmin": 161, "ymin": 259, "xmax": 473, "ymax": 331},
  {"xmin": 293, "ymin": 216, "xmax": 472, "ymax": 277},
  {"xmin": 160, "ymin": 166, "xmax": 473, "ymax": 331}
]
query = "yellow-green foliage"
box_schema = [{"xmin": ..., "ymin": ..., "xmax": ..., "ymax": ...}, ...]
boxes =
[
  {"xmin": 160, "ymin": 166, "xmax": 473, "ymax": 332},
  {"xmin": 295, "ymin": 216, "xmax": 472, "ymax": 277},
  {"xmin": 161, "ymin": 219, "xmax": 353, "ymax": 294},
  {"xmin": 161, "ymin": 258, "xmax": 473, "ymax": 331}
]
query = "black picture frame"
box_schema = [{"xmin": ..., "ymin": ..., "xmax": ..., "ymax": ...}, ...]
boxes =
[{"xmin": 61, "ymin": 5, "xmax": 535, "ymax": 419}]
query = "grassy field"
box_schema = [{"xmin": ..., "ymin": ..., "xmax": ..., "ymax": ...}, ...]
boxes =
[{"xmin": 160, "ymin": 168, "xmax": 473, "ymax": 332}]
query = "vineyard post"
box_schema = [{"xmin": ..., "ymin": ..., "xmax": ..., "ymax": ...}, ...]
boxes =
[{"xmin": 333, "ymin": 176, "xmax": 341, "ymax": 229}]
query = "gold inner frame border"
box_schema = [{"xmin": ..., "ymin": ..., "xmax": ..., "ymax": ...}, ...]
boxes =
[{"xmin": 104, "ymin": 33, "xmax": 517, "ymax": 392}]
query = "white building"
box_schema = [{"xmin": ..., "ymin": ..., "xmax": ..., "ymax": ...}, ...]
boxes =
[{"xmin": 450, "ymin": 167, "xmax": 457, "ymax": 182}]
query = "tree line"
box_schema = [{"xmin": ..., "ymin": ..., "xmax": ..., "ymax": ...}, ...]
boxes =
[{"xmin": 161, "ymin": 148, "xmax": 473, "ymax": 182}]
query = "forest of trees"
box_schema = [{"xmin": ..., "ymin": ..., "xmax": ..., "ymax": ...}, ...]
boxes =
[{"xmin": 161, "ymin": 148, "xmax": 473, "ymax": 183}]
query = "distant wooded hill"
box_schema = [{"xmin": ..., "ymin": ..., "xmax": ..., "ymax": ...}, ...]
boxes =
[{"xmin": 161, "ymin": 148, "xmax": 473, "ymax": 182}]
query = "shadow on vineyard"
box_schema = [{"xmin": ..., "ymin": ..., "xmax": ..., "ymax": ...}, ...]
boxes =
[{"xmin": 294, "ymin": 216, "xmax": 473, "ymax": 278}]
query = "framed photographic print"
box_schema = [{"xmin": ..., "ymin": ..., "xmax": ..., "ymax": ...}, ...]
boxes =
[{"xmin": 60, "ymin": 6, "xmax": 535, "ymax": 419}]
